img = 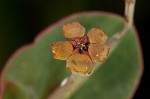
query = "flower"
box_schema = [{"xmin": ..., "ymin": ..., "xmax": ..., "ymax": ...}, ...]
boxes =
[{"xmin": 50, "ymin": 22, "xmax": 110, "ymax": 75}]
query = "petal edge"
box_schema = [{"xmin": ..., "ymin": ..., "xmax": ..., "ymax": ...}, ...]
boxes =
[
  {"xmin": 66, "ymin": 53, "xmax": 93, "ymax": 74},
  {"xmin": 87, "ymin": 28, "xmax": 108, "ymax": 44},
  {"xmin": 63, "ymin": 22, "xmax": 85, "ymax": 40},
  {"xmin": 88, "ymin": 44, "xmax": 110, "ymax": 62},
  {"xmin": 50, "ymin": 41, "xmax": 73, "ymax": 60}
]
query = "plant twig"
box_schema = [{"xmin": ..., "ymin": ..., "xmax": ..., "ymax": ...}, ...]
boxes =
[
  {"xmin": 125, "ymin": 0, "xmax": 136, "ymax": 27},
  {"xmin": 47, "ymin": 73, "xmax": 88, "ymax": 99},
  {"xmin": 107, "ymin": 0, "xmax": 136, "ymax": 47},
  {"xmin": 47, "ymin": 0, "xmax": 136, "ymax": 99}
]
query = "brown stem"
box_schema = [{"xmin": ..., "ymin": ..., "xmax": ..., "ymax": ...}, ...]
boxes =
[
  {"xmin": 47, "ymin": 73, "xmax": 88, "ymax": 99},
  {"xmin": 125, "ymin": 0, "xmax": 136, "ymax": 26},
  {"xmin": 107, "ymin": 0, "xmax": 136, "ymax": 47}
]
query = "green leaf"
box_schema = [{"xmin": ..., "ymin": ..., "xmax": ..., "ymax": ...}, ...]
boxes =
[
  {"xmin": 2, "ymin": 82, "xmax": 28, "ymax": 99},
  {"xmin": 0, "ymin": 12, "xmax": 143, "ymax": 99}
]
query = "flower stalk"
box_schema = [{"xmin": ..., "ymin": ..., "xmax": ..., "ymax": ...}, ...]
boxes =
[
  {"xmin": 107, "ymin": 0, "xmax": 136, "ymax": 48},
  {"xmin": 47, "ymin": 73, "xmax": 88, "ymax": 99}
]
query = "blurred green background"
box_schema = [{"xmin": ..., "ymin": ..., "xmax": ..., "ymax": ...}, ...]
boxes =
[{"xmin": 0, "ymin": 0, "xmax": 148, "ymax": 98}]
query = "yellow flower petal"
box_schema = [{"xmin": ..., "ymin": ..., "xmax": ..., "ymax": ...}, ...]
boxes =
[
  {"xmin": 88, "ymin": 44, "xmax": 110, "ymax": 62},
  {"xmin": 87, "ymin": 28, "xmax": 108, "ymax": 44},
  {"xmin": 50, "ymin": 41, "xmax": 73, "ymax": 60},
  {"xmin": 63, "ymin": 22, "xmax": 85, "ymax": 40},
  {"xmin": 66, "ymin": 53, "xmax": 93, "ymax": 74}
]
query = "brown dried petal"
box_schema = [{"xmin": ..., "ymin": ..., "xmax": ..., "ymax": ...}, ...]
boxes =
[
  {"xmin": 50, "ymin": 41, "xmax": 73, "ymax": 60},
  {"xmin": 66, "ymin": 53, "xmax": 93, "ymax": 74},
  {"xmin": 88, "ymin": 44, "xmax": 110, "ymax": 62},
  {"xmin": 63, "ymin": 22, "xmax": 85, "ymax": 40},
  {"xmin": 87, "ymin": 28, "xmax": 108, "ymax": 44}
]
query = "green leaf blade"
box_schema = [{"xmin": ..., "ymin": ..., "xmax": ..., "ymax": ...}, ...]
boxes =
[{"xmin": 0, "ymin": 12, "xmax": 143, "ymax": 99}]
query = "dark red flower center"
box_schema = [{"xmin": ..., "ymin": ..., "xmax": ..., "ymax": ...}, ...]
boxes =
[{"xmin": 70, "ymin": 36, "xmax": 89, "ymax": 54}]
